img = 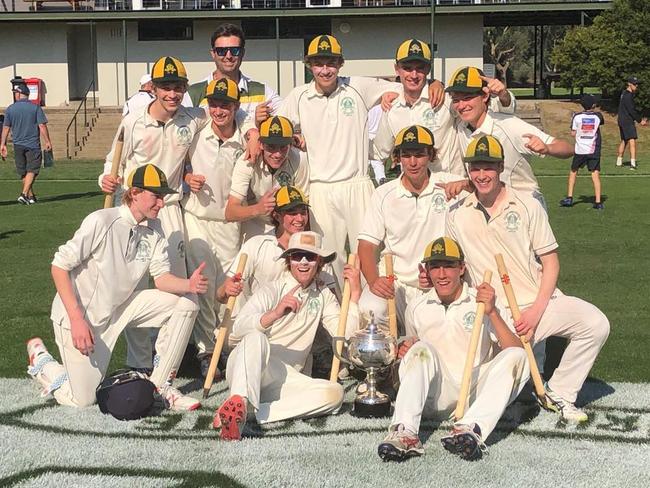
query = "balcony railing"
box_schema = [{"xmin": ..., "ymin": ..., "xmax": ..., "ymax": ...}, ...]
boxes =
[{"xmin": 0, "ymin": 0, "xmax": 612, "ymax": 14}]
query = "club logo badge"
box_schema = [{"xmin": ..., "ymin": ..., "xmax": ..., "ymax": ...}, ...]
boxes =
[
  {"xmin": 432, "ymin": 193, "xmax": 446, "ymax": 213},
  {"xmin": 463, "ymin": 311, "xmax": 476, "ymax": 331},
  {"xmin": 404, "ymin": 132, "xmax": 416, "ymax": 142},
  {"xmin": 432, "ymin": 242, "xmax": 445, "ymax": 255},
  {"xmin": 340, "ymin": 97, "xmax": 355, "ymax": 116},
  {"xmin": 164, "ymin": 63, "xmax": 177, "ymax": 75},
  {"xmin": 135, "ymin": 240, "xmax": 152, "ymax": 262},
  {"xmin": 423, "ymin": 109, "xmax": 436, "ymax": 129},
  {"xmin": 319, "ymin": 40, "xmax": 331, "ymax": 51},
  {"xmin": 216, "ymin": 80, "xmax": 228, "ymax": 91},
  {"xmin": 276, "ymin": 171, "xmax": 292, "ymax": 187},
  {"xmin": 177, "ymin": 240, "xmax": 186, "ymax": 259},
  {"xmin": 176, "ymin": 126, "xmax": 191, "ymax": 145},
  {"xmin": 477, "ymin": 142, "xmax": 488, "ymax": 153},
  {"xmin": 307, "ymin": 297, "xmax": 321, "ymax": 315},
  {"xmin": 455, "ymin": 72, "xmax": 467, "ymax": 84},
  {"xmin": 505, "ymin": 211, "xmax": 521, "ymax": 232},
  {"xmin": 270, "ymin": 122, "xmax": 282, "ymax": 134},
  {"xmin": 409, "ymin": 43, "xmax": 422, "ymax": 54}
]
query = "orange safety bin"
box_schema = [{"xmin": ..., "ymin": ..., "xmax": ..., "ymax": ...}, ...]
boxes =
[{"xmin": 23, "ymin": 78, "xmax": 45, "ymax": 106}]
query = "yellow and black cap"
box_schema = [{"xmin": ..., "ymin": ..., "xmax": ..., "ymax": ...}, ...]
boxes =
[
  {"xmin": 463, "ymin": 134, "xmax": 504, "ymax": 164},
  {"xmin": 151, "ymin": 56, "xmax": 188, "ymax": 84},
  {"xmin": 260, "ymin": 116, "xmax": 294, "ymax": 145},
  {"xmin": 445, "ymin": 66, "xmax": 486, "ymax": 94},
  {"xmin": 422, "ymin": 237, "xmax": 464, "ymax": 264},
  {"xmin": 127, "ymin": 164, "xmax": 177, "ymax": 195},
  {"xmin": 206, "ymin": 78, "xmax": 240, "ymax": 103},
  {"xmin": 394, "ymin": 125, "xmax": 435, "ymax": 151},
  {"xmin": 275, "ymin": 185, "xmax": 309, "ymax": 212},
  {"xmin": 395, "ymin": 39, "xmax": 432, "ymax": 64},
  {"xmin": 306, "ymin": 35, "xmax": 343, "ymax": 59}
]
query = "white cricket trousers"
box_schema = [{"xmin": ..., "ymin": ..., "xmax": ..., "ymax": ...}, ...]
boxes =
[
  {"xmin": 391, "ymin": 342, "xmax": 529, "ymax": 439},
  {"xmin": 184, "ymin": 211, "xmax": 241, "ymax": 357},
  {"xmin": 225, "ymin": 330, "xmax": 344, "ymax": 424},
  {"xmin": 359, "ymin": 277, "xmax": 423, "ymax": 335},
  {"xmin": 527, "ymin": 293, "xmax": 610, "ymax": 403},
  {"xmin": 30, "ymin": 291, "xmax": 198, "ymax": 408},
  {"xmin": 309, "ymin": 176, "xmax": 374, "ymax": 288},
  {"xmin": 125, "ymin": 202, "xmax": 188, "ymax": 368}
]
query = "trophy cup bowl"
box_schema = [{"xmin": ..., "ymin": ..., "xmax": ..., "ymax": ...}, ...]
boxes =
[{"xmin": 332, "ymin": 316, "xmax": 397, "ymax": 418}]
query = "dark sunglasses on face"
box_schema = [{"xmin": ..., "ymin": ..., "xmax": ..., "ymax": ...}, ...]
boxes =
[
  {"xmin": 213, "ymin": 46, "xmax": 242, "ymax": 57},
  {"xmin": 289, "ymin": 251, "xmax": 318, "ymax": 263}
]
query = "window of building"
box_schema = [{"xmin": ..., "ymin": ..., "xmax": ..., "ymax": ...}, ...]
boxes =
[{"xmin": 138, "ymin": 20, "xmax": 193, "ymax": 42}]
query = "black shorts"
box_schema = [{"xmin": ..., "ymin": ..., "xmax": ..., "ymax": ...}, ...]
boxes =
[
  {"xmin": 619, "ymin": 123, "xmax": 638, "ymax": 141},
  {"xmin": 571, "ymin": 154, "xmax": 600, "ymax": 172},
  {"xmin": 14, "ymin": 145, "xmax": 41, "ymax": 178}
]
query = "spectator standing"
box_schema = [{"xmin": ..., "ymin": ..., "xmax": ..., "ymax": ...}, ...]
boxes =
[
  {"xmin": 122, "ymin": 74, "xmax": 154, "ymax": 116},
  {"xmin": 1, "ymin": 83, "xmax": 52, "ymax": 205},
  {"xmin": 616, "ymin": 76, "xmax": 648, "ymax": 170}
]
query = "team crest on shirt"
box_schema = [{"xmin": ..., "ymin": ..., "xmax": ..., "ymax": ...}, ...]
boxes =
[
  {"xmin": 135, "ymin": 240, "xmax": 152, "ymax": 262},
  {"xmin": 423, "ymin": 108, "xmax": 436, "ymax": 129},
  {"xmin": 176, "ymin": 125, "xmax": 192, "ymax": 145},
  {"xmin": 306, "ymin": 297, "xmax": 321, "ymax": 315},
  {"xmin": 462, "ymin": 311, "xmax": 476, "ymax": 331},
  {"xmin": 276, "ymin": 171, "xmax": 292, "ymax": 186},
  {"xmin": 340, "ymin": 97, "xmax": 355, "ymax": 116},
  {"xmin": 177, "ymin": 240, "xmax": 186, "ymax": 259},
  {"xmin": 504, "ymin": 211, "xmax": 521, "ymax": 232},
  {"xmin": 432, "ymin": 193, "xmax": 446, "ymax": 213}
]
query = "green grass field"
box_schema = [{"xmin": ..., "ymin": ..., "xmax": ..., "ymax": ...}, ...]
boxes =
[{"xmin": 0, "ymin": 155, "xmax": 649, "ymax": 382}]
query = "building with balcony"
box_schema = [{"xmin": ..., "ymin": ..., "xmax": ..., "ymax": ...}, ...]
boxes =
[{"xmin": 0, "ymin": 1, "xmax": 610, "ymax": 107}]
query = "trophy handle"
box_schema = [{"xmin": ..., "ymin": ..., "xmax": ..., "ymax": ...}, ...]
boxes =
[{"xmin": 331, "ymin": 336, "xmax": 351, "ymax": 365}]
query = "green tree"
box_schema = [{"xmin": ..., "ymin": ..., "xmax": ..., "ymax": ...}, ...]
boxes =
[
  {"xmin": 484, "ymin": 26, "xmax": 532, "ymax": 85},
  {"xmin": 552, "ymin": 0, "xmax": 650, "ymax": 112}
]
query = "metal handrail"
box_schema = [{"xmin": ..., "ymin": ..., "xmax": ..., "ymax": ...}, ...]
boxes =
[{"xmin": 65, "ymin": 80, "xmax": 96, "ymax": 159}]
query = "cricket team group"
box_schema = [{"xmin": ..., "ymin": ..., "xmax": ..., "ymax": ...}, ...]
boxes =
[{"xmin": 26, "ymin": 23, "xmax": 610, "ymax": 462}]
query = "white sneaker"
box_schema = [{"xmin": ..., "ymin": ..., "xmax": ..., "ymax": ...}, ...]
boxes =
[
  {"xmin": 158, "ymin": 384, "xmax": 201, "ymax": 411},
  {"xmin": 544, "ymin": 383, "xmax": 588, "ymax": 423}
]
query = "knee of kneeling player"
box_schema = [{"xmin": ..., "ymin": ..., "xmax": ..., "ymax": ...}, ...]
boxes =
[
  {"xmin": 590, "ymin": 311, "xmax": 610, "ymax": 345},
  {"xmin": 403, "ymin": 341, "xmax": 436, "ymax": 365},
  {"xmin": 502, "ymin": 347, "xmax": 530, "ymax": 376},
  {"xmin": 176, "ymin": 295, "xmax": 200, "ymax": 313},
  {"xmin": 313, "ymin": 381, "xmax": 344, "ymax": 411}
]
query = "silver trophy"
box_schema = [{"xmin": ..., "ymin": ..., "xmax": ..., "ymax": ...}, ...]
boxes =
[{"xmin": 332, "ymin": 313, "xmax": 397, "ymax": 418}]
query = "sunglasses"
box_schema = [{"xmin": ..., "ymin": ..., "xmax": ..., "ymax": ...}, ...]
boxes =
[
  {"xmin": 212, "ymin": 46, "xmax": 242, "ymax": 57},
  {"xmin": 289, "ymin": 251, "xmax": 319, "ymax": 263}
]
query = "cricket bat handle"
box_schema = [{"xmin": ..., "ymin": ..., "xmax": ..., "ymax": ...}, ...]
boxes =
[
  {"xmin": 103, "ymin": 128, "xmax": 125, "ymax": 209},
  {"xmin": 454, "ymin": 270, "xmax": 492, "ymax": 421},
  {"xmin": 384, "ymin": 253, "xmax": 398, "ymax": 339},
  {"xmin": 329, "ymin": 254, "xmax": 357, "ymax": 383},
  {"xmin": 494, "ymin": 254, "xmax": 547, "ymax": 401},
  {"xmin": 202, "ymin": 253, "xmax": 248, "ymax": 398}
]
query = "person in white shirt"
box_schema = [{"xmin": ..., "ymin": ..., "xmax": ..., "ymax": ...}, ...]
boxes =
[
  {"xmin": 100, "ymin": 55, "xmax": 209, "ymax": 372},
  {"xmin": 377, "ymin": 236, "xmax": 529, "ymax": 462},
  {"xmin": 182, "ymin": 78, "xmax": 246, "ymax": 375},
  {"xmin": 373, "ymin": 39, "xmax": 516, "ymax": 176},
  {"xmin": 212, "ymin": 231, "xmax": 361, "ymax": 441},
  {"xmin": 26, "ymin": 164, "xmax": 208, "ymax": 412},
  {"xmin": 358, "ymin": 125, "xmax": 469, "ymax": 332},
  {"xmin": 225, "ymin": 115, "xmax": 309, "ymax": 239},
  {"xmin": 447, "ymin": 66, "xmax": 573, "ymax": 205},
  {"xmin": 279, "ymin": 34, "xmax": 444, "ymax": 287},
  {"xmin": 122, "ymin": 74, "xmax": 154, "ymax": 117},
  {"xmin": 447, "ymin": 135, "xmax": 609, "ymax": 424}
]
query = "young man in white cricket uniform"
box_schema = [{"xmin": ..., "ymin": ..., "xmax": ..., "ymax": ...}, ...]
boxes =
[
  {"xmin": 225, "ymin": 115, "xmax": 309, "ymax": 239},
  {"xmin": 213, "ymin": 231, "xmax": 361, "ymax": 441},
  {"xmin": 100, "ymin": 56, "xmax": 209, "ymax": 372},
  {"xmin": 279, "ymin": 35, "xmax": 444, "ymax": 286},
  {"xmin": 447, "ymin": 135, "xmax": 610, "ymax": 423},
  {"xmin": 373, "ymin": 39, "xmax": 515, "ymax": 176},
  {"xmin": 27, "ymin": 165, "xmax": 207, "ymax": 411},
  {"xmin": 183, "ymin": 23, "xmax": 282, "ymax": 121},
  {"xmin": 447, "ymin": 66, "xmax": 573, "ymax": 205},
  {"xmin": 377, "ymin": 237, "xmax": 529, "ymax": 462},
  {"xmin": 182, "ymin": 78, "xmax": 245, "ymax": 375},
  {"xmin": 358, "ymin": 125, "xmax": 468, "ymax": 332}
]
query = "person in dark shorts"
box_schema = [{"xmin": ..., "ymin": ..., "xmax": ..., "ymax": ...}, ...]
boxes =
[
  {"xmin": 560, "ymin": 94, "xmax": 605, "ymax": 210},
  {"xmin": 616, "ymin": 76, "xmax": 647, "ymax": 170},
  {"xmin": 0, "ymin": 83, "xmax": 52, "ymax": 204}
]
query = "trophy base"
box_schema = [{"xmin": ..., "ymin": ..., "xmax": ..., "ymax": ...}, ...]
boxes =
[{"xmin": 352, "ymin": 399, "xmax": 392, "ymax": 418}]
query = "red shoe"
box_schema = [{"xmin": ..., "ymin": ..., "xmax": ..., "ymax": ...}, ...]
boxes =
[{"xmin": 213, "ymin": 394, "xmax": 247, "ymax": 441}]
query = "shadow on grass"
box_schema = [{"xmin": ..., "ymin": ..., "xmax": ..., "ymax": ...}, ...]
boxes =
[
  {"xmin": 0, "ymin": 230, "xmax": 24, "ymax": 240},
  {"xmin": 0, "ymin": 191, "xmax": 102, "ymax": 206},
  {"xmin": 0, "ymin": 465, "xmax": 247, "ymax": 488}
]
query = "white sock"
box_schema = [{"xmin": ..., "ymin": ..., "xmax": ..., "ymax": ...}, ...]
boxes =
[
  {"xmin": 616, "ymin": 156, "xmax": 623, "ymax": 165},
  {"xmin": 631, "ymin": 159, "xmax": 637, "ymax": 166}
]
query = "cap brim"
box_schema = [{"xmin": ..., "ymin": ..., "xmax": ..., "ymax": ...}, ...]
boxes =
[
  {"xmin": 395, "ymin": 141, "xmax": 434, "ymax": 151},
  {"xmin": 463, "ymin": 156, "xmax": 503, "ymax": 164},
  {"xmin": 206, "ymin": 94, "xmax": 239, "ymax": 104},
  {"xmin": 143, "ymin": 186, "xmax": 177, "ymax": 195},
  {"xmin": 276, "ymin": 201, "xmax": 310, "ymax": 212},
  {"xmin": 396, "ymin": 55, "xmax": 431, "ymax": 64},
  {"xmin": 152, "ymin": 76, "xmax": 188, "ymax": 84},
  {"xmin": 444, "ymin": 85, "xmax": 484, "ymax": 94},
  {"xmin": 278, "ymin": 246, "xmax": 336, "ymax": 264},
  {"xmin": 421, "ymin": 255, "xmax": 463, "ymax": 264},
  {"xmin": 260, "ymin": 136, "xmax": 293, "ymax": 146},
  {"xmin": 305, "ymin": 53, "xmax": 343, "ymax": 60}
]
